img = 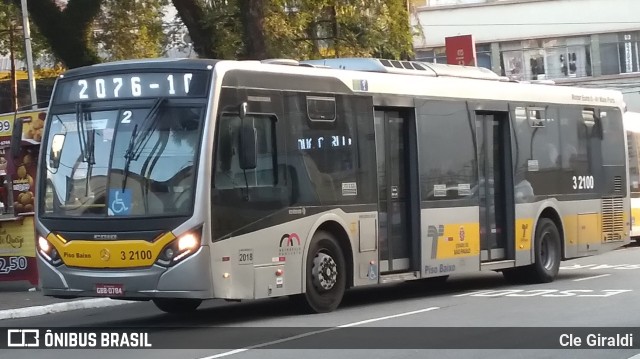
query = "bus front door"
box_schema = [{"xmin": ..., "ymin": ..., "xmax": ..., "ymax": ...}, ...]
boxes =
[
  {"xmin": 374, "ymin": 109, "xmax": 416, "ymax": 273},
  {"xmin": 476, "ymin": 111, "xmax": 515, "ymax": 262}
]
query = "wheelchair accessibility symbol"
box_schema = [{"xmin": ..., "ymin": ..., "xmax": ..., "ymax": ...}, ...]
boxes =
[{"xmin": 108, "ymin": 189, "xmax": 132, "ymax": 216}]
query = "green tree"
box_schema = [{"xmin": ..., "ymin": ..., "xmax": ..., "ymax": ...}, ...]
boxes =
[
  {"xmin": 94, "ymin": 0, "xmax": 169, "ymax": 61},
  {"xmin": 0, "ymin": 1, "xmax": 53, "ymax": 62},
  {"xmin": 172, "ymin": 0, "xmax": 413, "ymax": 60},
  {"xmin": 9, "ymin": 0, "xmax": 102, "ymax": 68},
  {"xmin": 0, "ymin": 2, "xmax": 20, "ymax": 57},
  {"xmin": 266, "ymin": 0, "xmax": 414, "ymax": 60},
  {"xmin": 171, "ymin": 0, "xmax": 241, "ymax": 59},
  {"xmin": 238, "ymin": 0, "xmax": 269, "ymax": 59}
]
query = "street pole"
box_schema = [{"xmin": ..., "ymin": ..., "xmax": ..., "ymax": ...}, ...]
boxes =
[
  {"xmin": 20, "ymin": 0, "xmax": 37, "ymax": 107},
  {"xmin": 9, "ymin": 23, "xmax": 17, "ymax": 112}
]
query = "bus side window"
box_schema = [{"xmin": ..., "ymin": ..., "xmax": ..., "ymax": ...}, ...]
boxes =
[{"xmin": 214, "ymin": 114, "xmax": 278, "ymax": 190}]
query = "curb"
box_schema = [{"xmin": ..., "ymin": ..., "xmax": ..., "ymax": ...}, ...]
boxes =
[{"xmin": 0, "ymin": 298, "xmax": 134, "ymax": 320}]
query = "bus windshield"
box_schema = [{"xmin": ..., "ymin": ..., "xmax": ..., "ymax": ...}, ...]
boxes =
[{"xmin": 42, "ymin": 103, "xmax": 203, "ymax": 217}]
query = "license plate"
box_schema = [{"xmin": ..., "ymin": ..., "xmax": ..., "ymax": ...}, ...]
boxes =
[{"xmin": 95, "ymin": 283, "xmax": 124, "ymax": 296}]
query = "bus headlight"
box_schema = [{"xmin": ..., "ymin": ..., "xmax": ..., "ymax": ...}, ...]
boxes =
[
  {"xmin": 38, "ymin": 236, "xmax": 62, "ymax": 266},
  {"xmin": 156, "ymin": 228, "xmax": 202, "ymax": 267},
  {"xmin": 178, "ymin": 233, "xmax": 199, "ymax": 251},
  {"xmin": 38, "ymin": 236, "xmax": 50, "ymax": 252}
]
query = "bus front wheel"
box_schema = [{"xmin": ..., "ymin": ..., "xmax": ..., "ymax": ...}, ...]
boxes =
[
  {"xmin": 153, "ymin": 298, "xmax": 202, "ymax": 313},
  {"xmin": 299, "ymin": 230, "xmax": 347, "ymax": 313}
]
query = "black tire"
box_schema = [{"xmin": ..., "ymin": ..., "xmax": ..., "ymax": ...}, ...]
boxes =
[
  {"xmin": 152, "ymin": 298, "xmax": 202, "ymax": 313},
  {"xmin": 299, "ymin": 231, "xmax": 347, "ymax": 313},
  {"xmin": 529, "ymin": 218, "xmax": 561, "ymax": 283}
]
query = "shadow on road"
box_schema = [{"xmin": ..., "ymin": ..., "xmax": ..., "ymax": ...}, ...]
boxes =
[{"xmin": 89, "ymin": 268, "xmax": 588, "ymax": 328}]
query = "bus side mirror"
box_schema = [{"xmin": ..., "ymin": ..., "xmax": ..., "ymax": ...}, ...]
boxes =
[
  {"xmin": 239, "ymin": 123, "xmax": 257, "ymax": 170},
  {"xmin": 50, "ymin": 133, "xmax": 65, "ymax": 169},
  {"xmin": 10, "ymin": 118, "xmax": 23, "ymax": 159}
]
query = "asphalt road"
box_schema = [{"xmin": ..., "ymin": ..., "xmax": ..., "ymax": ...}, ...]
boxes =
[{"xmin": 4, "ymin": 244, "xmax": 640, "ymax": 359}]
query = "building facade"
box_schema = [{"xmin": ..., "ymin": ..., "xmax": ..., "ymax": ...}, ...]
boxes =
[{"xmin": 410, "ymin": 0, "xmax": 640, "ymax": 110}]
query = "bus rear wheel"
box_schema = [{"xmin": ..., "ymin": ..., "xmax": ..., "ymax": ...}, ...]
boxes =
[
  {"xmin": 502, "ymin": 218, "xmax": 561, "ymax": 283},
  {"xmin": 529, "ymin": 218, "xmax": 561, "ymax": 283},
  {"xmin": 153, "ymin": 298, "xmax": 202, "ymax": 313},
  {"xmin": 299, "ymin": 231, "xmax": 347, "ymax": 313}
]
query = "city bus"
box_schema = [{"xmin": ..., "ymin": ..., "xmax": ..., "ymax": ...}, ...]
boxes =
[
  {"xmin": 625, "ymin": 111, "xmax": 640, "ymax": 240},
  {"xmin": 34, "ymin": 57, "xmax": 630, "ymax": 314}
]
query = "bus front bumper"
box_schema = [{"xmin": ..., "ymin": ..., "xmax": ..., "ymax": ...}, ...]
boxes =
[{"xmin": 37, "ymin": 246, "xmax": 212, "ymax": 300}]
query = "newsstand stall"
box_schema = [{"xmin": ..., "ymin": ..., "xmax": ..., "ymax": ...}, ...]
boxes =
[{"xmin": 0, "ymin": 109, "xmax": 46, "ymax": 286}]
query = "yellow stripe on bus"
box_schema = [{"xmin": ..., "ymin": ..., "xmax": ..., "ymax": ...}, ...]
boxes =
[
  {"xmin": 434, "ymin": 220, "xmax": 536, "ymax": 260},
  {"xmin": 47, "ymin": 232, "xmax": 176, "ymax": 268},
  {"xmin": 632, "ymin": 208, "xmax": 640, "ymax": 228},
  {"xmin": 563, "ymin": 212, "xmax": 629, "ymax": 246}
]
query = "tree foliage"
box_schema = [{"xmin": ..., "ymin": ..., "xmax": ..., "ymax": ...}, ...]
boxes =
[
  {"xmin": 6, "ymin": 0, "xmax": 413, "ymax": 71},
  {"xmin": 266, "ymin": 0, "xmax": 413, "ymax": 59},
  {"xmin": 0, "ymin": 1, "xmax": 54, "ymax": 62},
  {"xmin": 0, "ymin": 2, "xmax": 20, "ymax": 57},
  {"xmin": 94, "ymin": 0, "xmax": 168, "ymax": 61},
  {"xmin": 173, "ymin": 0, "xmax": 414, "ymax": 60},
  {"xmin": 8, "ymin": 0, "xmax": 102, "ymax": 68},
  {"xmin": 171, "ymin": 0, "xmax": 240, "ymax": 59},
  {"xmin": 3, "ymin": 0, "xmax": 167, "ymax": 69}
]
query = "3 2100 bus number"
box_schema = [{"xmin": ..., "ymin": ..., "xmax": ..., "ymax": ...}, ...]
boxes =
[
  {"xmin": 120, "ymin": 250, "xmax": 153, "ymax": 261},
  {"xmin": 572, "ymin": 175, "xmax": 594, "ymax": 190},
  {"xmin": 0, "ymin": 256, "xmax": 28, "ymax": 274}
]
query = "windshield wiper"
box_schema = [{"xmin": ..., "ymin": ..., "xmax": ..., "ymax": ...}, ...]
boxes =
[
  {"xmin": 75, "ymin": 103, "xmax": 89, "ymax": 163},
  {"xmin": 122, "ymin": 124, "xmax": 138, "ymax": 191},
  {"xmin": 76, "ymin": 103, "xmax": 96, "ymax": 197},
  {"xmin": 121, "ymin": 98, "xmax": 166, "ymax": 190}
]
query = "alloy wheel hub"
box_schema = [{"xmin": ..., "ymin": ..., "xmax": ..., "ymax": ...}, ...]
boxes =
[{"xmin": 312, "ymin": 253, "xmax": 338, "ymax": 291}]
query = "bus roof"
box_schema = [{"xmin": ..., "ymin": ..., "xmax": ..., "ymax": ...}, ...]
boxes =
[
  {"xmin": 60, "ymin": 58, "xmax": 220, "ymax": 78},
  {"xmin": 56, "ymin": 57, "xmax": 625, "ymax": 110},
  {"xmin": 216, "ymin": 58, "xmax": 625, "ymax": 109}
]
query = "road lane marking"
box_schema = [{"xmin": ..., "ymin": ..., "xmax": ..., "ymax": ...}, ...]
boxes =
[
  {"xmin": 453, "ymin": 290, "xmax": 491, "ymax": 297},
  {"xmin": 561, "ymin": 264, "xmax": 640, "ymax": 270},
  {"xmin": 337, "ymin": 307, "xmax": 441, "ymax": 327},
  {"xmin": 198, "ymin": 306, "xmax": 440, "ymax": 359},
  {"xmin": 202, "ymin": 349, "xmax": 248, "ymax": 358},
  {"xmin": 573, "ymin": 274, "xmax": 611, "ymax": 281},
  {"xmin": 452, "ymin": 289, "xmax": 631, "ymax": 298}
]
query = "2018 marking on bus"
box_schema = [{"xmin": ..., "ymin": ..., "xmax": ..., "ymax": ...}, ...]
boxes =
[{"xmin": 239, "ymin": 249, "xmax": 253, "ymax": 265}]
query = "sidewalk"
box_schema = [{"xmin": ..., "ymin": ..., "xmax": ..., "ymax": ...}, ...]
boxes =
[
  {"xmin": 0, "ymin": 281, "xmax": 132, "ymax": 320},
  {"xmin": 1, "ymin": 282, "xmax": 62, "ymax": 310}
]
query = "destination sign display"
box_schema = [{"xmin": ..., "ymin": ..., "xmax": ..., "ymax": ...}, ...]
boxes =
[{"xmin": 53, "ymin": 71, "xmax": 210, "ymax": 103}]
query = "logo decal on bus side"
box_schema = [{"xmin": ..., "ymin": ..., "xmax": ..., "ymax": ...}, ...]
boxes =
[
  {"xmin": 279, "ymin": 233, "xmax": 302, "ymax": 256},
  {"xmin": 520, "ymin": 223, "xmax": 529, "ymax": 245},
  {"xmin": 428, "ymin": 225, "xmax": 445, "ymax": 259}
]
